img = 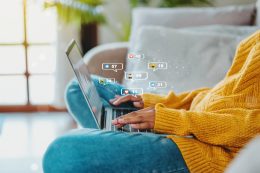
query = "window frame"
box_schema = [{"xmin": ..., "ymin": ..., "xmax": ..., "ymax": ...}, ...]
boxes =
[{"xmin": 0, "ymin": 0, "xmax": 65, "ymax": 112}]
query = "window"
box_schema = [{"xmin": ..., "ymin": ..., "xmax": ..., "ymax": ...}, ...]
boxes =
[{"xmin": 0, "ymin": 0, "xmax": 57, "ymax": 110}]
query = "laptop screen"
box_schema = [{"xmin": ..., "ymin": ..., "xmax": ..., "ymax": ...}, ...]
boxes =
[{"xmin": 66, "ymin": 40, "xmax": 103, "ymax": 127}]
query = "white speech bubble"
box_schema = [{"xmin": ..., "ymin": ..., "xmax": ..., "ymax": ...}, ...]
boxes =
[
  {"xmin": 99, "ymin": 78, "xmax": 115, "ymax": 85},
  {"xmin": 121, "ymin": 88, "xmax": 143, "ymax": 96},
  {"xmin": 149, "ymin": 81, "xmax": 167, "ymax": 89},
  {"xmin": 127, "ymin": 53, "xmax": 145, "ymax": 60},
  {"xmin": 124, "ymin": 72, "xmax": 148, "ymax": 80},
  {"xmin": 148, "ymin": 62, "xmax": 168, "ymax": 71},
  {"xmin": 102, "ymin": 63, "xmax": 124, "ymax": 72}
]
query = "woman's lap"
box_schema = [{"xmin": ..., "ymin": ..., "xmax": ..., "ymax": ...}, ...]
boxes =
[
  {"xmin": 47, "ymin": 76, "xmax": 189, "ymax": 173},
  {"xmin": 43, "ymin": 129, "xmax": 189, "ymax": 173}
]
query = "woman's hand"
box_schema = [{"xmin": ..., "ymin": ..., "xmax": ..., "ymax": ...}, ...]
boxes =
[
  {"xmin": 109, "ymin": 94, "xmax": 144, "ymax": 108},
  {"xmin": 111, "ymin": 107, "xmax": 155, "ymax": 130}
]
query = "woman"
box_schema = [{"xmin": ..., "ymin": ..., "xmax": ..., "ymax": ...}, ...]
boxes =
[{"xmin": 43, "ymin": 31, "xmax": 260, "ymax": 173}]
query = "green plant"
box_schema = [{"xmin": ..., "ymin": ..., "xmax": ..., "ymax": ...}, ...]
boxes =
[
  {"xmin": 160, "ymin": 0, "xmax": 212, "ymax": 7},
  {"xmin": 44, "ymin": 0, "xmax": 106, "ymax": 25},
  {"xmin": 119, "ymin": 0, "xmax": 213, "ymax": 41},
  {"xmin": 130, "ymin": 0, "xmax": 212, "ymax": 8}
]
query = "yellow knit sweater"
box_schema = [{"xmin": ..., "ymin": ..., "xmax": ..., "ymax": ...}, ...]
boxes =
[{"xmin": 142, "ymin": 31, "xmax": 260, "ymax": 173}]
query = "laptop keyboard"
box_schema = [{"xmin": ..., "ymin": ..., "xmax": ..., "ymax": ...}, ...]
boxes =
[{"xmin": 111, "ymin": 109, "xmax": 149, "ymax": 133}]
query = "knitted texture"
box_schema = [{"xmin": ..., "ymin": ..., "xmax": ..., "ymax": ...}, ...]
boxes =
[{"xmin": 142, "ymin": 31, "xmax": 260, "ymax": 173}]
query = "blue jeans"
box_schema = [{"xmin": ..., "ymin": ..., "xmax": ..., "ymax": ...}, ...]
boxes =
[{"xmin": 43, "ymin": 77, "xmax": 189, "ymax": 173}]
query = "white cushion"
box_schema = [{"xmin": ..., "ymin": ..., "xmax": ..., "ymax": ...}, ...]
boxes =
[
  {"xmin": 225, "ymin": 137, "xmax": 260, "ymax": 173},
  {"xmin": 123, "ymin": 26, "xmax": 258, "ymax": 94},
  {"xmin": 130, "ymin": 5, "xmax": 255, "ymax": 47},
  {"xmin": 256, "ymin": 0, "xmax": 260, "ymax": 25}
]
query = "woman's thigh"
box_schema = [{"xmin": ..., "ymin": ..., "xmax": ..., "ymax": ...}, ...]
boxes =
[{"xmin": 43, "ymin": 129, "xmax": 189, "ymax": 173}]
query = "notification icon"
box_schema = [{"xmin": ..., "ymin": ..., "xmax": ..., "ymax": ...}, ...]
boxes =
[
  {"xmin": 128, "ymin": 54, "xmax": 135, "ymax": 59},
  {"xmin": 148, "ymin": 62, "xmax": 168, "ymax": 71},
  {"xmin": 127, "ymin": 53, "xmax": 145, "ymax": 60},
  {"xmin": 124, "ymin": 72, "xmax": 148, "ymax": 80},
  {"xmin": 121, "ymin": 88, "xmax": 143, "ymax": 96},
  {"xmin": 149, "ymin": 81, "xmax": 167, "ymax": 89},
  {"xmin": 99, "ymin": 78, "xmax": 115, "ymax": 85},
  {"xmin": 104, "ymin": 64, "xmax": 110, "ymax": 69},
  {"xmin": 102, "ymin": 63, "xmax": 124, "ymax": 72}
]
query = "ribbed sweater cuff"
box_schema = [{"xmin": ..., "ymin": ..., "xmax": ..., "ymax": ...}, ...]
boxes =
[
  {"xmin": 154, "ymin": 103, "xmax": 190, "ymax": 135},
  {"xmin": 141, "ymin": 93, "xmax": 166, "ymax": 108}
]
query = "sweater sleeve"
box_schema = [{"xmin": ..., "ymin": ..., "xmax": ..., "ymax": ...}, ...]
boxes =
[
  {"xmin": 141, "ymin": 88, "xmax": 209, "ymax": 110},
  {"xmin": 154, "ymin": 104, "xmax": 260, "ymax": 148}
]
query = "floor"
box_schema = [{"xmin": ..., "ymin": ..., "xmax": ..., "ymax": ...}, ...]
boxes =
[{"xmin": 0, "ymin": 112, "xmax": 75, "ymax": 173}]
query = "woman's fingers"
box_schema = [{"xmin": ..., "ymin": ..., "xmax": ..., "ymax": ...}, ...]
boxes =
[
  {"xmin": 112, "ymin": 111, "xmax": 140, "ymax": 125},
  {"xmin": 109, "ymin": 95, "xmax": 120, "ymax": 103},
  {"xmin": 133, "ymin": 101, "xmax": 144, "ymax": 108},
  {"xmin": 113, "ymin": 115, "xmax": 144, "ymax": 128},
  {"xmin": 110, "ymin": 94, "xmax": 142, "ymax": 106},
  {"xmin": 130, "ymin": 122, "xmax": 152, "ymax": 130},
  {"xmin": 118, "ymin": 115, "xmax": 143, "ymax": 125},
  {"xmin": 112, "ymin": 107, "xmax": 155, "ymax": 130}
]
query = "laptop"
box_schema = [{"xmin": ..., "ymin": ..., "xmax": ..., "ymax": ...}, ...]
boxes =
[{"xmin": 65, "ymin": 39, "xmax": 138, "ymax": 132}]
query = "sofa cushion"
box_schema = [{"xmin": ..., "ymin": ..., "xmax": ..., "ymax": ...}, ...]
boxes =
[
  {"xmin": 130, "ymin": 5, "xmax": 256, "ymax": 48},
  {"xmin": 123, "ymin": 25, "xmax": 258, "ymax": 94},
  {"xmin": 256, "ymin": 0, "xmax": 260, "ymax": 25},
  {"xmin": 225, "ymin": 137, "xmax": 260, "ymax": 173}
]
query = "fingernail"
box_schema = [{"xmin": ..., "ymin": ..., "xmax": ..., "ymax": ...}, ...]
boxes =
[{"xmin": 118, "ymin": 119, "xmax": 124, "ymax": 123}]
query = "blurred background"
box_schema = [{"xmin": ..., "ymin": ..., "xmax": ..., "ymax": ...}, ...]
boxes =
[{"xmin": 0, "ymin": 0, "xmax": 257, "ymax": 172}]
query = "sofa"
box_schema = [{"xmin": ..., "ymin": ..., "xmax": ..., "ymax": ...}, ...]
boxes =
[
  {"xmin": 62, "ymin": 3, "xmax": 260, "ymax": 173},
  {"xmin": 82, "ymin": 3, "xmax": 260, "ymax": 173},
  {"xmin": 83, "ymin": 4, "xmax": 258, "ymax": 85}
]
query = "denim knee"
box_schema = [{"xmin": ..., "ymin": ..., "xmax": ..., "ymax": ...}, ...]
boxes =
[
  {"xmin": 43, "ymin": 132, "xmax": 85, "ymax": 173},
  {"xmin": 43, "ymin": 129, "xmax": 101, "ymax": 173},
  {"xmin": 65, "ymin": 79, "xmax": 81, "ymax": 112},
  {"xmin": 43, "ymin": 136, "xmax": 71, "ymax": 173},
  {"xmin": 65, "ymin": 80, "xmax": 83, "ymax": 124},
  {"xmin": 65, "ymin": 80, "xmax": 98, "ymax": 128},
  {"xmin": 65, "ymin": 79, "xmax": 80, "ymax": 113}
]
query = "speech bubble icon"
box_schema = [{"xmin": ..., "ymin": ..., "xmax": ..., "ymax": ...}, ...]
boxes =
[
  {"xmin": 121, "ymin": 88, "xmax": 143, "ymax": 96},
  {"xmin": 106, "ymin": 78, "xmax": 115, "ymax": 84},
  {"xmin": 148, "ymin": 62, "xmax": 168, "ymax": 71},
  {"xmin": 124, "ymin": 72, "xmax": 148, "ymax": 80},
  {"xmin": 149, "ymin": 63, "xmax": 157, "ymax": 71},
  {"xmin": 128, "ymin": 53, "xmax": 135, "ymax": 59},
  {"xmin": 99, "ymin": 78, "xmax": 116, "ymax": 85},
  {"xmin": 127, "ymin": 53, "xmax": 145, "ymax": 60},
  {"xmin": 99, "ymin": 79, "xmax": 106, "ymax": 85},
  {"xmin": 102, "ymin": 63, "xmax": 124, "ymax": 72},
  {"xmin": 149, "ymin": 81, "xmax": 167, "ymax": 89}
]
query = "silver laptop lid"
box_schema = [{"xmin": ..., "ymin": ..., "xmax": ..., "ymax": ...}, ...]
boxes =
[{"xmin": 65, "ymin": 40, "xmax": 103, "ymax": 128}]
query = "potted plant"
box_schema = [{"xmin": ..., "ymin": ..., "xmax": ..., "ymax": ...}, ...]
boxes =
[
  {"xmin": 112, "ymin": 0, "xmax": 212, "ymax": 41},
  {"xmin": 44, "ymin": 0, "xmax": 106, "ymax": 53}
]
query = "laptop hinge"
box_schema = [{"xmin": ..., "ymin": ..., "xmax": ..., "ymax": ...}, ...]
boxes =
[{"xmin": 100, "ymin": 107, "xmax": 106, "ymax": 129}]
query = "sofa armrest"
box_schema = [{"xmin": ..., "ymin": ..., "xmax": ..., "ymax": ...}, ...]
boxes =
[{"xmin": 83, "ymin": 42, "xmax": 129, "ymax": 84}]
